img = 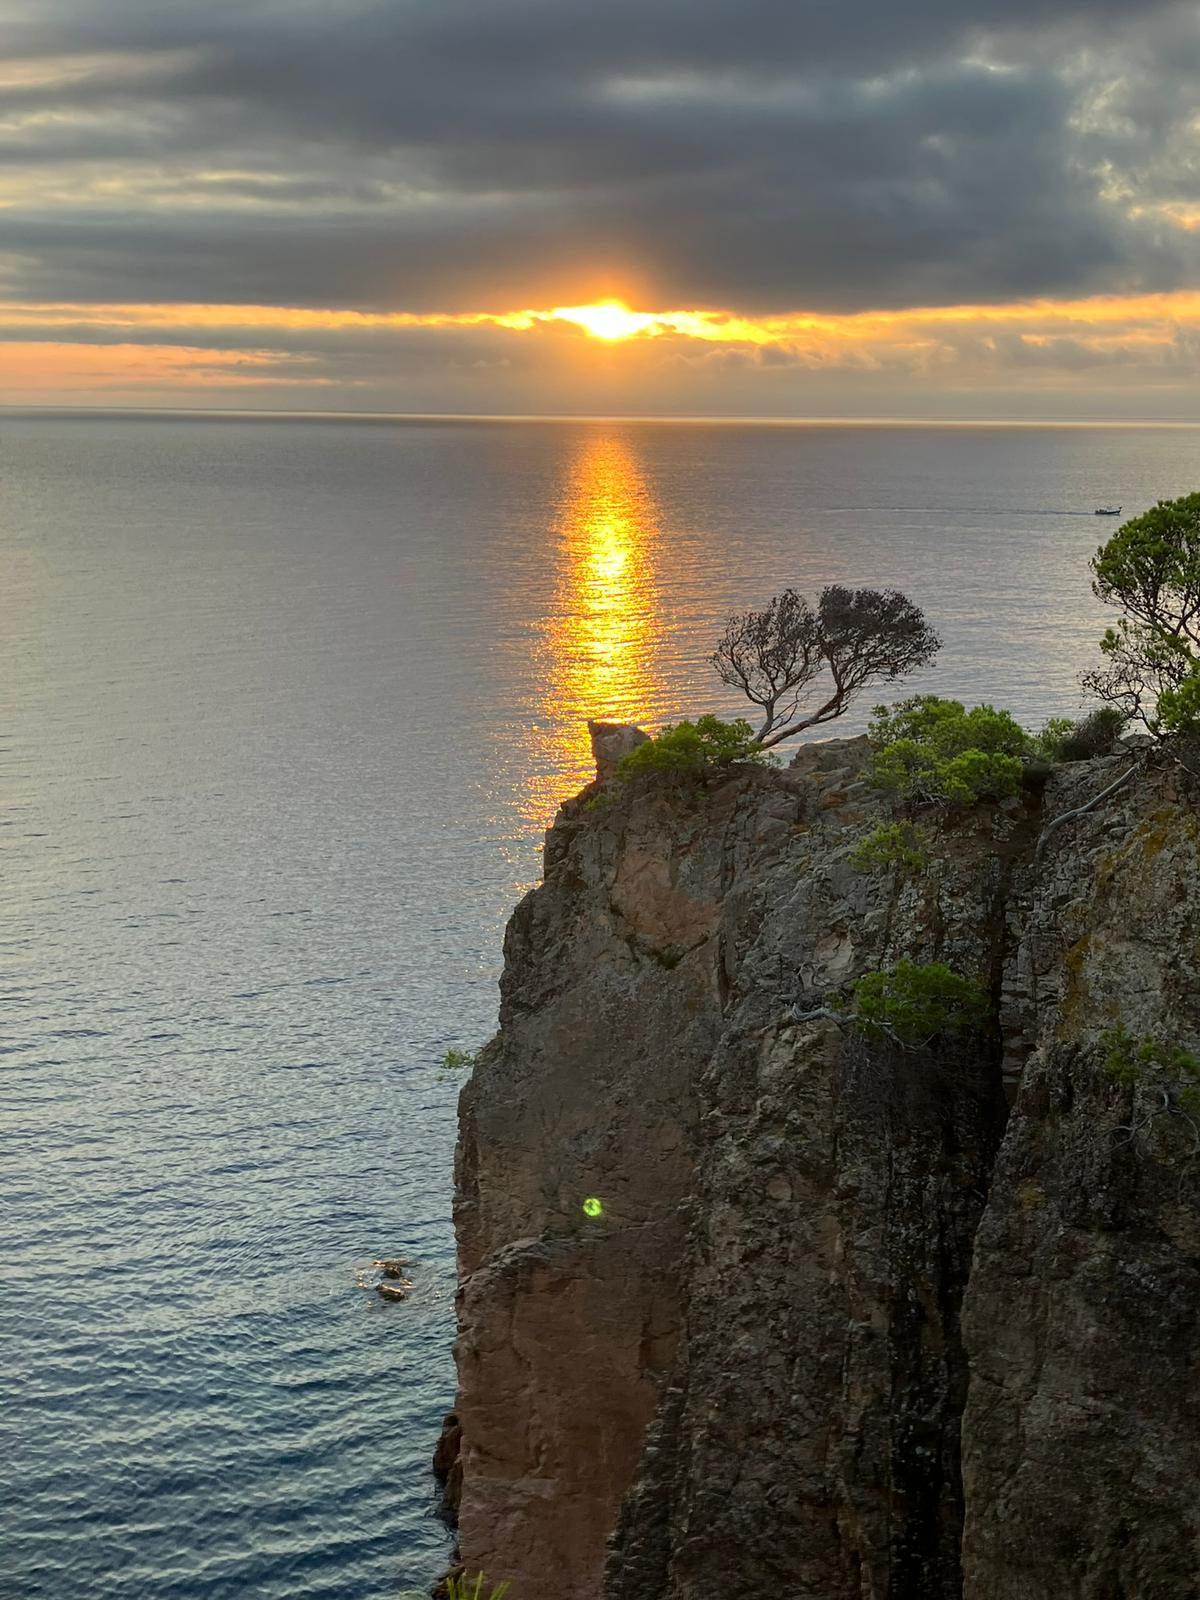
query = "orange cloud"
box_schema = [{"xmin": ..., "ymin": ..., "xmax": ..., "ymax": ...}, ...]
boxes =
[
  {"xmin": 7, "ymin": 288, "xmax": 1200, "ymax": 403},
  {"xmin": 0, "ymin": 341, "xmax": 327, "ymax": 393},
  {"xmin": 7, "ymin": 288, "xmax": 1200, "ymax": 348}
]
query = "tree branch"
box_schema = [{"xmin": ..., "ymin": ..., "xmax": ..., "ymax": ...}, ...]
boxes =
[
  {"xmin": 786, "ymin": 1003, "xmax": 923, "ymax": 1051},
  {"xmin": 1034, "ymin": 760, "xmax": 1140, "ymax": 861}
]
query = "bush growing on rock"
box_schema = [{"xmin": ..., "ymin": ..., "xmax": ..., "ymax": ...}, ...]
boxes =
[
  {"xmin": 1071, "ymin": 706, "xmax": 1128, "ymax": 758},
  {"xmin": 1031, "ymin": 706, "xmax": 1127, "ymax": 762},
  {"xmin": 1100, "ymin": 1024, "xmax": 1200, "ymax": 1126},
  {"xmin": 867, "ymin": 695, "xmax": 1028, "ymax": 806},
  {"xmin": 851, "ymin": 960, "xmax": 990, "ymax": 1047},
  {"xmin": 1101, "ymin": 1024, "xmax": 1200, "ymax": 1087},
  {"xmin": 847, "ymin": 821, "xmax": 930, "ymax": 875},
  {"xmin": 1027, "ymin": 717, "xmax": 1074, "ymax": 762},
  {"xmin": 615, "ymin": 715, "xmax": 768, "ymax": 780}
]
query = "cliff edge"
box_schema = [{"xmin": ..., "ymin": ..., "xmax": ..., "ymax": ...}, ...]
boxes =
[{"xmin": 447, "ymin": 736, "xmax": 1200, "ymax": 1599}]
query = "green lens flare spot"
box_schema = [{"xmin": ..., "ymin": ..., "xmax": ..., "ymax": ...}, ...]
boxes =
[{"xmin": 582, "ymin": 1197, "xmax": 604, "ymax": 1218}]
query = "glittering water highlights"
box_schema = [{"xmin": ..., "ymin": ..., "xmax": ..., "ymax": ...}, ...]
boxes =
[
  {"xmin": 3, "ymin": 411, "xmax": 1199, "ymax": 1598},
  {"xmin": 524, "ymin": 433, "xmax": 679, "ymax": 820}
]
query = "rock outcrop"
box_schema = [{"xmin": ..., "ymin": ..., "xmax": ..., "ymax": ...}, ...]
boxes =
[
  {"xmin": 448, "ymin": 736, "xmax": 1200, "ymax": 1599},
  {"xmin": 588, "ymin": 719, "xmax": 651, "ymax": 782}
]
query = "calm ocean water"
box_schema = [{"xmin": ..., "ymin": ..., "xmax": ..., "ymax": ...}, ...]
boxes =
[{"xmin": 3, "ymin": 412, "xmax": 1198, "ymax": 1599}]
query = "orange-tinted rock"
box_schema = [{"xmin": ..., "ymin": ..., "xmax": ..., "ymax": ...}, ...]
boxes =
[{"xmin": 587, "ymin": 720, "xmax": 650, "ymax": 782}]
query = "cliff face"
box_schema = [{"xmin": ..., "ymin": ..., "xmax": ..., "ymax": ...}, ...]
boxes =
[
  {"xmin": 962, "ymin": 773, "xmax": 1200, "ymax": 1599},
  {"xmin": 449, "ymin": 739, "xmax": 1200, "ymax": 1600}
]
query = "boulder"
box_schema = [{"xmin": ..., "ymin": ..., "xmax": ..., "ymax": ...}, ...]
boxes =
[{"xmin": 587, "ymin": 720, "xmax": 649, "ymax": 783}]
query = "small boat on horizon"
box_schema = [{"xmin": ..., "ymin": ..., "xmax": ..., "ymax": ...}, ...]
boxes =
[{"xmin": 1094, "ymin": 505, "xmax": 1122, "ymax": 516}]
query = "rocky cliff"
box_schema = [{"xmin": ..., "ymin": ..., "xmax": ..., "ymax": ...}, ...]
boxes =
[{"xmin": 445, "ymin": 735, "xmax": 1200, "ymax": 1599}]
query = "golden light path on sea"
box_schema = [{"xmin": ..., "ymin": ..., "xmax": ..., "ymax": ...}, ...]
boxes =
[{"xmin": 519, "ymin": 433, "xmax": 670, "ymax": 826}]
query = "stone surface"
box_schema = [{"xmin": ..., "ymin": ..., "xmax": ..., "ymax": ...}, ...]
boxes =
[
  {"xmin": 448, "ymin": 739, "xmax": 1200, "ymax": 1599},
  {"xmin": 960, "ymin": 761, "xmax": 1200, "ymax": 1600},
  {"xmin": 588, "ymin": 720, "xmax": 650, "ymax": 782},
  {"xmin": 433, "ymin": 1411, "xmax": 463, "ymax": 1526}
]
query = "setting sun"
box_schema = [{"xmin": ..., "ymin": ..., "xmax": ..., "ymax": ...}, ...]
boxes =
[{"xmin": 550, "ymin": 300, "xmax": 657, "ymax": 340}]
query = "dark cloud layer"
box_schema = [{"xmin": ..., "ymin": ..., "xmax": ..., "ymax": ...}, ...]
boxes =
[{"xmin": 2, "ymin": 0, "xmax": 1200, "ymax": 315}]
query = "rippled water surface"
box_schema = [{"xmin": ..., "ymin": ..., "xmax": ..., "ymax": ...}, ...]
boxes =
[{"xmin": 3, "ymin": 413, "xmax": 1198, "ymax": 1598}]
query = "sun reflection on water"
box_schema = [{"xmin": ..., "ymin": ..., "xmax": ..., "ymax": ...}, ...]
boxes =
[{"xmin": 521, "ymin": 433, "xmax": 675, "ymax": 825}]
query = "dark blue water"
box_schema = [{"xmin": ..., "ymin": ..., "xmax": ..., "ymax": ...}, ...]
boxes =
[{"xmin": 2, "ymin": 413, "xmax": 1198, "ymax": 1598}]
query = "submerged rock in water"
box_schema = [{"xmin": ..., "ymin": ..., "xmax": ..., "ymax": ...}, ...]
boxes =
[
  {"xmin": 374, "ymin": 1258, "xmax": 409, "ymax": 1279},
  {"xmin": 376, "ymin": 1281, "xmax": 410, "ymax": 1303}
]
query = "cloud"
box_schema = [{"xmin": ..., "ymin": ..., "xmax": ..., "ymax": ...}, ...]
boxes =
[
  {"xmin": 9, "ymin": 289, "xmax": 1200, "ymax": 413},
  {"xmin": 2, "ymin": 0, "xmax": 1199, "ymax": 308},
  {"xmin": 3, "ymin": 0, "xmax": 1200, "ymax": 408}
]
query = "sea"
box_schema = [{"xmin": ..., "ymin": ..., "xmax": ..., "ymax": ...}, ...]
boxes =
[{"xmin": 2, "ymin": 411, "xmax": 1197, "ymax": 1599}]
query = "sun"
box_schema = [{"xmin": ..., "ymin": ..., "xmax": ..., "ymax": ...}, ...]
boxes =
[{"xmin": 550, "ymin": 300, "xmax": 656, "ymax": 340}]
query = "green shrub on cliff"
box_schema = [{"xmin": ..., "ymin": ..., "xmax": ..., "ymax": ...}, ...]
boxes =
[
  {"xmin": 847, "ymin": 821, "xmax": 930, "ymax": 875},
  {"xmin": 1099, "ymin": 1024, "xmax": 1200, "ymax": 1126},
  {"xmin": 615, "ymin": 715, "xmax": 767, "ymax": 780},
  {"xmin": 851, "ymin": 960, "xmax": 990, "ymax": 1046},
  {"xmin": 1030, "ymin": 706, "xmax": 1126, "ymax": 762},
  {"xmin": 1027, "ymin": 717, "xmax": 1074, "ymax": 762},
  {"xmin": 867, "ymin": 695, "xmax": 1028, "ymax": 806},
  {"xmin": 1100, "ymin": 1024, "xmax": 1200, "ymax": 1086}
]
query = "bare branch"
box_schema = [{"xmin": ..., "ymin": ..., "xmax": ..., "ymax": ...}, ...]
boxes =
[
  {"xmin": 712, "ymin": 585, "xmax": 939, "ymax": 746},
  {"xmin": 1034, "ymin": 760, "xmax": 1141, "ymax": 861},
  {"xmin": 786, "ymin": 1002, "xmax": 928, "ymax": 1052},
  {"xmin": 788, "ymin": 1004, "xmax": 850, "ymax": 1027},
  {"xmin": 710, "ymin": 589, "xmax": 823, "ymax": 739}
]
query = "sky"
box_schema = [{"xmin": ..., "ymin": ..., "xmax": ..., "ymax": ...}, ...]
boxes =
[{"xmin": 4, "ymin": 0, "xmax": 1200, "ymax": 417}]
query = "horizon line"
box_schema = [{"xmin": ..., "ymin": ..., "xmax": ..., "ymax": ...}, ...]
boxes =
[{"xmin": 4, "ymin": 402, "xmax": 1200, "ymax": 430}]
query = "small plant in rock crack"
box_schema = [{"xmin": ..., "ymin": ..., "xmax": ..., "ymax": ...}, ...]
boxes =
[
  {"xmin": 444, "ymin": 1576, "xmax": 511, "ymax": 1600},
  {"xmin": 440, "ymin": 1048, "xmax": 479, "ymax": 1071}
]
